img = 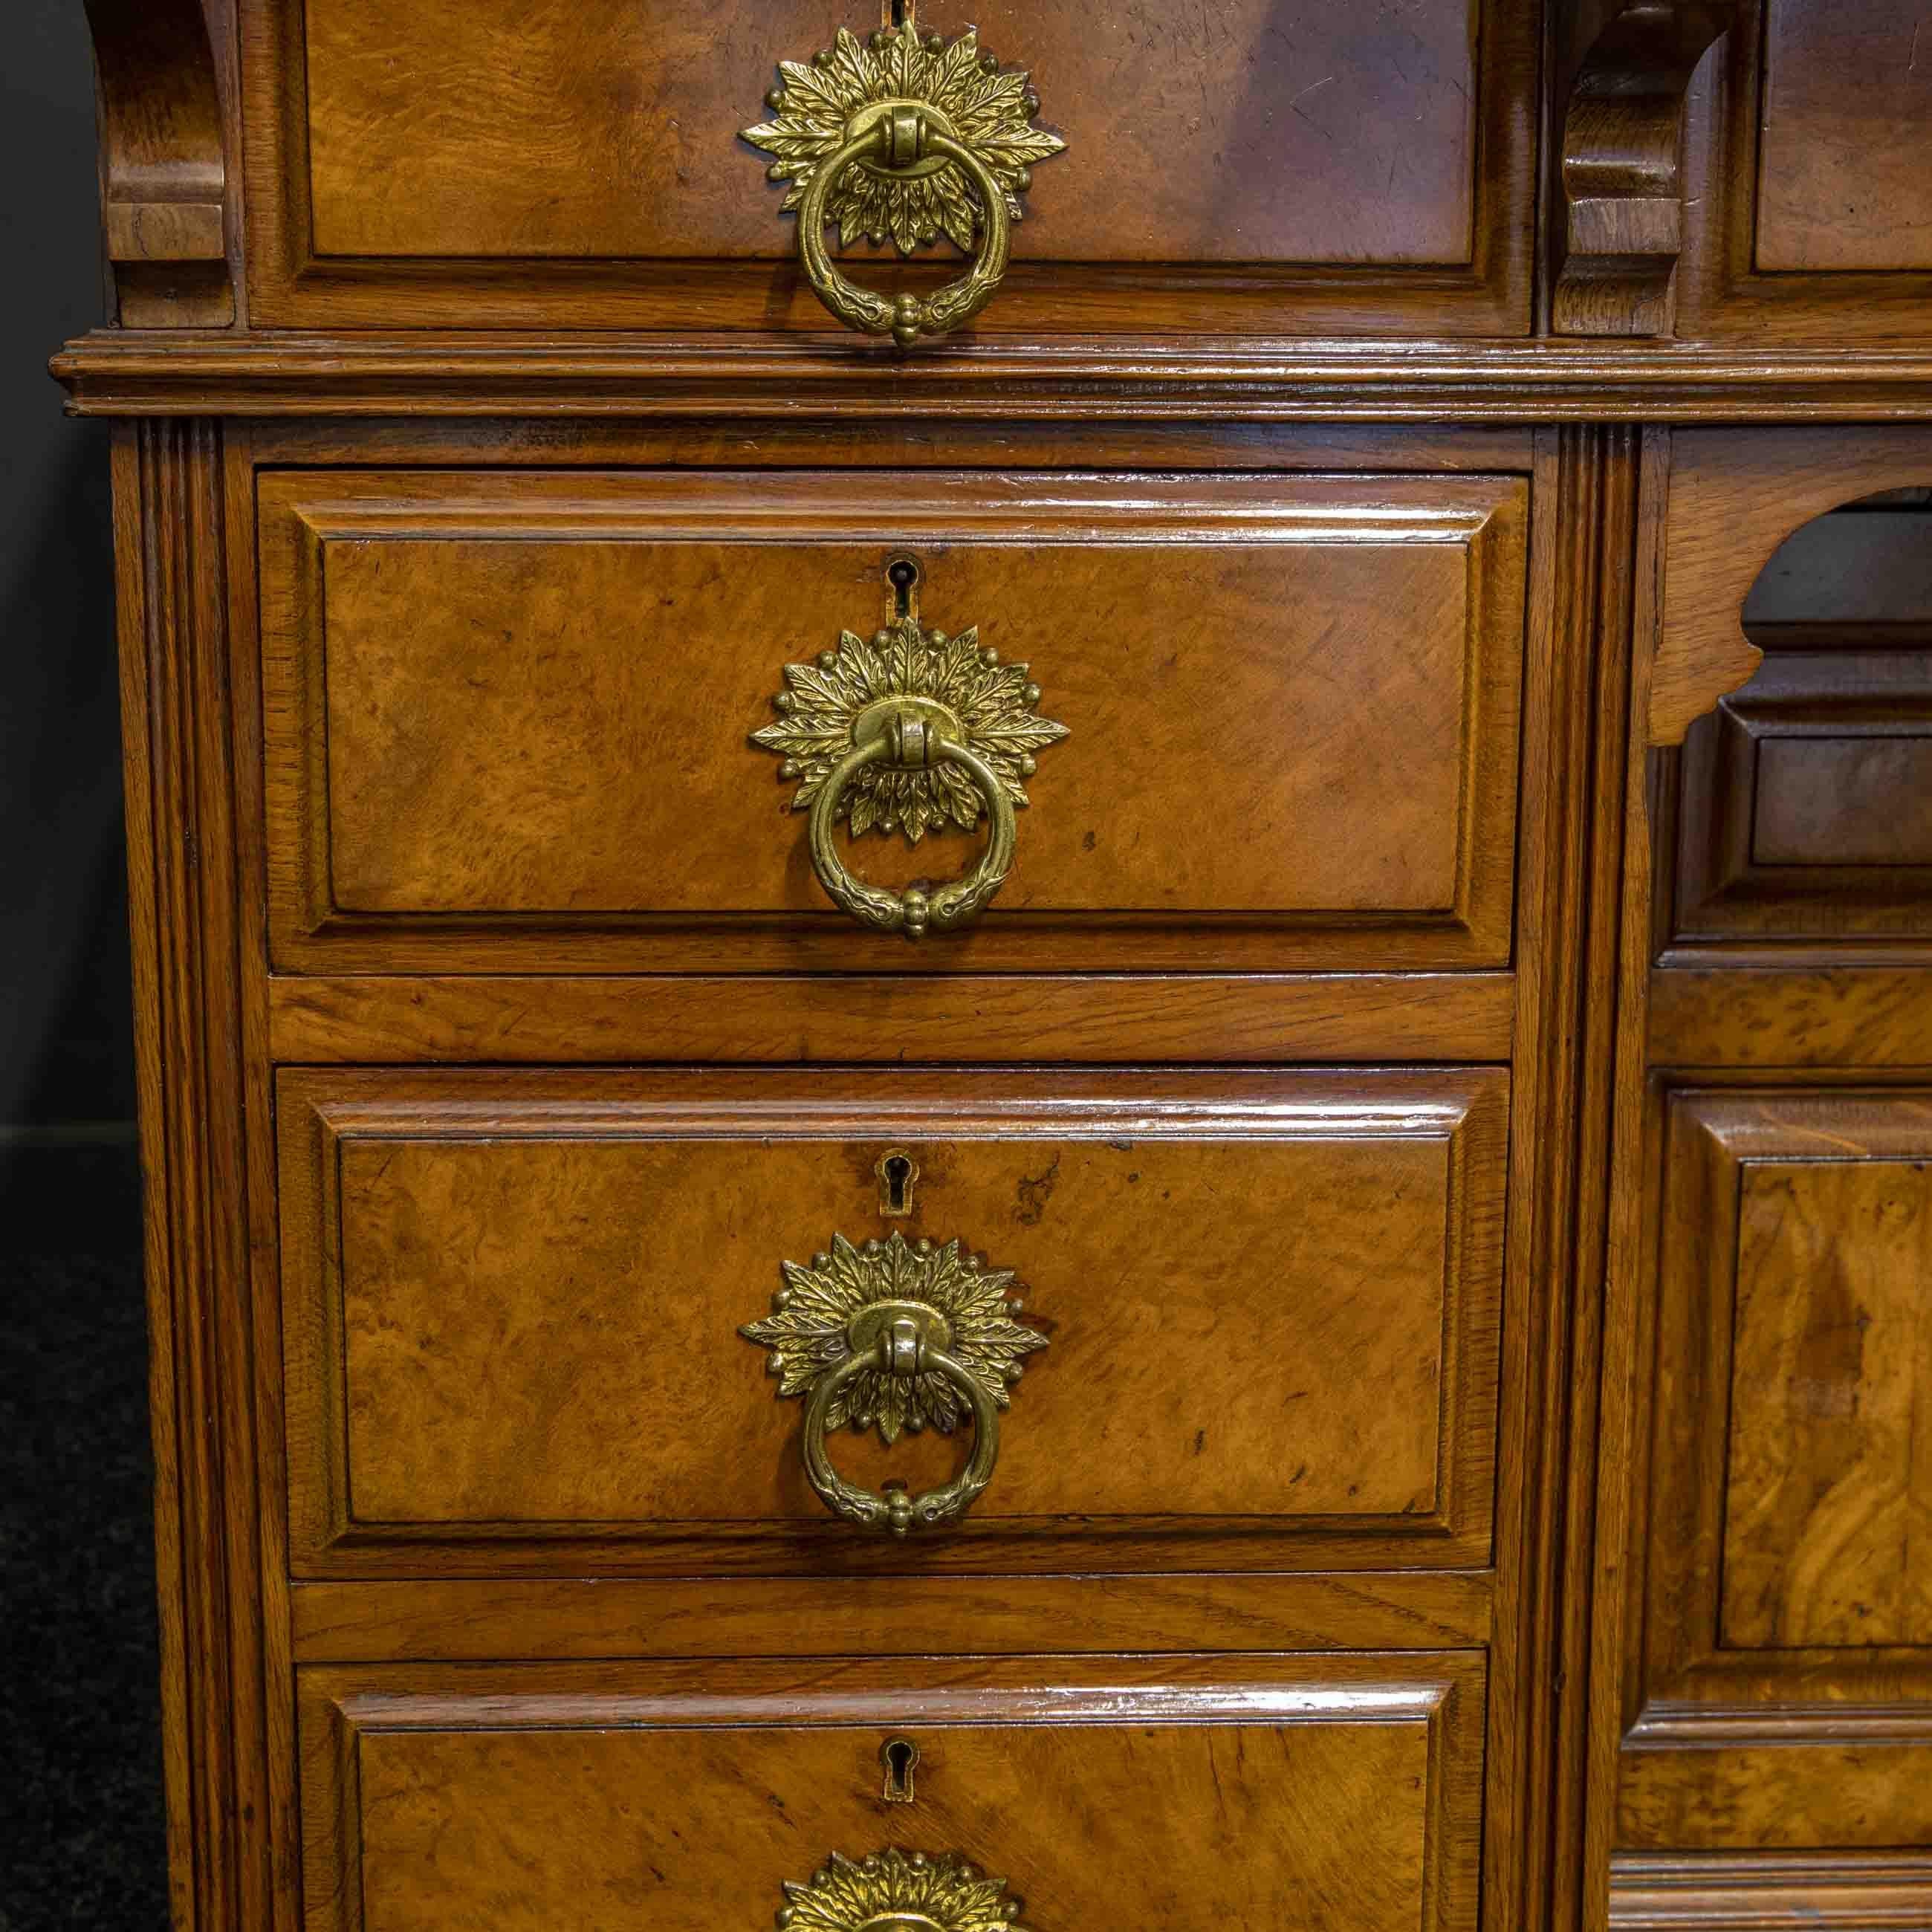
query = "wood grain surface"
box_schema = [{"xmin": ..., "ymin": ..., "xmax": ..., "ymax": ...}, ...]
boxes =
[
  {"xmin": 1722, "ymin": 1128, "xmax": 1932, "ymax": 1648},
  {"xmin": 298, "ymin": 1653, "xmax": 1486, "ymax": 1932},
  {"xmin": 278, "ymin": 1067, "xmax": 1507, "ymax": 1575},
  {"xmin": 258, "ymin": 467, "xmax": 1526, "ymax": 973},
  {"xmin": 245, "ymin": 0, "xmax": 1533, "ymax": 333},
  {"xmin": 304, "ymin": 0, "xmax": 1482, "ymax": 268},
  {"xmin": 1755, "ymin": 0, "xmax": 1932, "ymax": 272}
]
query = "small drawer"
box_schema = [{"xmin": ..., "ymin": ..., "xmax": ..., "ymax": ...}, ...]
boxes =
[
  {"xmin": 259, "ymin": 467, "xmax": 1528, "ymax": 974},
  {"xmin": 299, "ymin": 1653, "xmax": 1486, "ymax": 1932},
  {"xmin": 250, "ymin": 0, "xmax": 1531, "ymax": 335},
  {"xmin": 278, "ymin": 1068, "xmax": 1508, "ymax": 1577}
]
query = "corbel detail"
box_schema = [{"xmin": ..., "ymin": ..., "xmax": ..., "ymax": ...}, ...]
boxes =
[{"xmin": 1554, "ymin": 1, "xmax": 1738, "ymax": 337}]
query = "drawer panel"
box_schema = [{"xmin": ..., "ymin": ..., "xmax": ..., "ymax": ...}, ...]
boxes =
[
  {"xmin": 279, "ymin": 1069, "xmax": 1508, "ymax": 1575},
  {"xmin": 1757, "ymin": 0, "xmax": 1932, "ymax": 273},
  {"xmin": 247, "ymin": 0, "xmax": 1531, "ymax": 333},
  {"xmin": 299, "ymin": 1655, "xmax": 1486, "ymax": 1932},
  {"xmin": 259, "ymin": 469, "xmax": 1528, "ymax": 974},
  {"xmin": 302, "ymin": 3, "xmax": 1481, "ymax": 269},
  {"xmin": 1619, "ymin": 1088, "xmax": 1932, "ymax": 1853}
]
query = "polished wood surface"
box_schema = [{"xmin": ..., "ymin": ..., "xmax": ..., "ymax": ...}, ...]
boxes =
[
  {"xmin": 1649, "ymin": 428, "xmax": 1932, "ymax": 745},
  {"xmin": 288, "ymin": 1569, "xmax": 1495, "ymax": 1664},
  {"xmin": 1616, "ymin": 1085, "xmax": 1932, "ymax": 1855},
  {"xmin": 1609, "ymin": 1851, "xmax": 1932, "ymax": 1928},
  {"xmin": 1722, "ymin": 1117, "xmax": 1932, "ymax": 1648},
  {"xmin": 265, "ymin": 970, "xmax": 1517, "ymax": 1067},
  {"xmin": 1552, "ymin": 1, "xmax": 1737, "ymax": 337},
  {"xmin": 278, "ymin": 1069, "xmax": 1506, "ymax": 1574},
  {"xmin": 1673, "ymin": 2, "xmax": 1932, "ymax": 341},
  {"xmin": 84, "ymin": 0, "xmax": 232, "ymax": 325},
  {"xmin": 305, "ymin": 0, "xmax": 1483, "ymax": 268},
  {"xmin": 258, "ymin": 467, "xmax": 1526, "ymax": 973},
  {"xmin": 59, "ymin": 7, "xmax": 1932, "ymax": 1931},
  {"xmin": 1755, "ymin": 0, "xmax": 1932, "ymax": 272},
  {"xmin": 298, "ymin": 1654, "xmax": 1487, "ymax": 1932},
  {"xmin": 247, "ymin": 0, "xmax": 1534, "ymax": 334},
  {"xmin": 1669, "ymin": 646, "xmax": 1932, "ymax": 944}
]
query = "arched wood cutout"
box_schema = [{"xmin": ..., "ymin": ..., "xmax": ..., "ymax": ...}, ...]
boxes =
[
  {"xmin": 83, "ymin": 0, "xmax": 232, "ymax": 327},
  {"xmin": 1554, "ymin": 1, "xmax": 1737, "ymax": 337},
  {"xmin": 1652, "ymin": 427, "xmax": 1932, "ymax": 745}
]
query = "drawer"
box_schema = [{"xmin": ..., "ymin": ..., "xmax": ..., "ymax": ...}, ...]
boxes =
[
  {"xmin": 299, "ymin": 1654, "xmax": 1486, "ymax": 1931},
  {"xmin": 259, "ymin": 468, "xmax": 1528, "ymax": 974},
  {"xmin": 1675, "ymin": 1, "xmax": 1932, "ymax": 340},
  {"xmin": 244, "ymin": 0, "xmax": 1532, "ymax": 334},
  {"xmin": 279, "ymin": 1069, "xmax": 1508, "ymax": 1576}
]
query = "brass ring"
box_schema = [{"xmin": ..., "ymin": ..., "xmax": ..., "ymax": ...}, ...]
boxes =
[
  {"xmin": 806, "ymin": 733, "xmax": 1017, "ymax": 937},
  {"xmin": 800, "ymin": 1338, "xmax": 1002, "ymax": 1536},
  {"xmin": 796, "ymin": 119, "xmax": 1013, "ymax": 348}
]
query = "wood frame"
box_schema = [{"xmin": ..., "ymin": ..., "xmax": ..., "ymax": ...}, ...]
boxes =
[
  {"xmin": 1664, "ymin": 657, "xmax": 1932, "ymax": 950},
  {"xmin": 1673, "ymin": 4, "xmax": 1932, "ymax": 342},
  {"xmin": 67, "ymin": 0, "xmax": 1932, "ymax": 1915},
  {"xmin": 273, "ymin": 1066, "xmax": 1510, "ymax": 1578},
  {"xmin": 236, "ymin": 0, "xmax": 1537, "ymax": 337},
  {"xmin": 296, "ymin": 1654, "xmax": 1489, "ymax": 1932},
  {"xmin": 1589, "ymin": 426, "xmax": 1932, "ymax": 1926},
  {"xmin": 253, "ymin": 461, "xmax": 1530, "ymax": 976}
]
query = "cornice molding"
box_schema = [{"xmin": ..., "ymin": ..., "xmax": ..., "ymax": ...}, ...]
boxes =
[{"xmin": 50, "ymin": 331, "xmax": 1932, "ymax": 421}]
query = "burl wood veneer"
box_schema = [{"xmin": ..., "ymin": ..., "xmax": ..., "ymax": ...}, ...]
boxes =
[{"xmin": 56, "ymin": 4, "xmax": 1932, "ymax": 1930}]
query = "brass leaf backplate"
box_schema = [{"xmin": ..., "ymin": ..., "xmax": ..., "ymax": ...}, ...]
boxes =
[
  {"xmin": 777, "ymin": 1848, "xmax": 1031, "ymax": 1932},
  {"xmin": 742, "ymin": 17, "xmax": 1065, "ymax": 257},
  {"xmin": 752, "ymin": 615, "xmax": 1069, "ymax": 844},
  {"xmin": 741, "ymin": 1231, "xmax": 1046, "ymax": 1445}
]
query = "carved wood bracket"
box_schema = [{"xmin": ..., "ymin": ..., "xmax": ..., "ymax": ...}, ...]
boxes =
[
  {"xmin": 84, "ymin": 0, "xmax": 233, "ymax": 327},
  {"xmin": 1555, "ymin": 1, "xmax": 1738, "ymax": 337},
  {"xmin": 1650, "ymin": 427, "xmax": 1932, "ymax": 745}
]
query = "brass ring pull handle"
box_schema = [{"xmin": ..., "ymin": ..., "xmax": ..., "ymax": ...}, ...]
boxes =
[
  {"xmin": 798, "ymin": 115, "xmax": 1011, "ymax": 350},
  {"xmin": 807, "ymin": 722, "xmax": 1014, "ymax": 938},
  {"xmin": 742, "ymin": 12, "xmax": 1065, "ymax": 349},
  {"xmin": 753, "ymin": 615, "xmax": 1068, "ymax": 939},
  {"xmin": 776, "ymin": 1848, "xmax": 1032, "ymax": 1931},
  {"xmin": 742, "ymin": 1233, "xmax": 1047, "ymax": 1537},
  {"xmin": 802, "ymin": 1314, "xmax": 1001, "ymax": 1534}
]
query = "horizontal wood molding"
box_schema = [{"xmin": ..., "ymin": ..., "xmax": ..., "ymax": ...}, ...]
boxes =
[
  {"xmin": 266, "ymin": 972, "xmax": 1516, "ymax": 1066},
  {"xmin": 289, "ymin": 1571, "xmax": 1494, "ymax": 1664},
  {"xmin": 1611, "ymin": 1851, "xmax": 1932, "ymax": 1928},
  {"xmin": 1648, "ymin": 968, "xmax": 1932, "ymax": 1066},
  {"xmin": 50, "ymin": 333, "xmax": 1932, "ymax": 421}
]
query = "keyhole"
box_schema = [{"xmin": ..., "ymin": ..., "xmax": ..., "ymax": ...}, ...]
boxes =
[
  {"xmin": 877, "ymin": 1149, "xmax": 919, "ymax": 1218},
  {"xmin": 886, "ymin": 555, "xmax": 921, "ymax": 621},
  {"xmin": 881, "ymin": 1737, "xmax": 920, "ymax": 1804}
]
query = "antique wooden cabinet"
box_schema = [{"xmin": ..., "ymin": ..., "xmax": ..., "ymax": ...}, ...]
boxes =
[{"xmin": 56, "ymin": 3, "xmax": 1932, "ymax": 1928}]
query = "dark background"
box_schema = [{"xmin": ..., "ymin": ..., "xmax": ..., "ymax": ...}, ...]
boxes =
[{"xmin": 4, "ymin": 3, "xmax": 167, "ymax": 1925}]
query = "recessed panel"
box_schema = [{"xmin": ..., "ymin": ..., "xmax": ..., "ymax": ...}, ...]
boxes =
[
  {"xmin": 1757, "ymin": 0, "xmax": 1932, "ymax": 272},
  {"xmin": 1725, "ymin": 1153, "xmax": 1932, "ymax": 1649},
  {"xmin": 259, "ymin": 469, "xmax": 1527, "ymax": 974},
  {"xmin": 300, "ymin": 1656, "xmax": 1487, "ymax": 1932},
  {"xmin": 279, "ymin": 1069, "xmax": 1508, "ymax": 1575},
  {"xmin": 301, "ymin": 0, "xmax": 1480, "ymax": 267}
]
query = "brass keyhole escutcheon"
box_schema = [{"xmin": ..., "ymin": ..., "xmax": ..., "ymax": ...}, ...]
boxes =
[
  {"xmin": 877, "ymin": 1150, "xmax": 918, "ymax": 1217},
  {"xmin": 880, "ymin": 1737, "xmax": 919, "ymax": 1803}
]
